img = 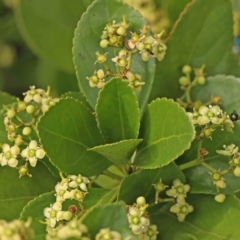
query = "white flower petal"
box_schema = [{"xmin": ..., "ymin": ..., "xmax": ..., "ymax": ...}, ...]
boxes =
[
  {"xmin": 21, "ymin": 149, "xmax": 28, "ymax": 158},
  {"xmin": 2, "ymin": 144, "xmax": 10, "ymax": 152},
  {"xmin": 36, "ymin": 149, "xmax": 45, "ymax": 159},
  {"xmin": 43, "ymin": 208, "xmax": 51, "ymax": 218},
  {"xmin": 199, "ymin": 106, "xmax": 209, "ymax": 115},
  {"xmin": 53, "ymin": 202, "xmax": 62, "ymax": 211},
  {"xmin": 49, "ymin": 218, "xmax": 57, "ymax": 228},
  {"xmin": 8, "ymin": 158, "xmax": 18, "ymax": 167},
  {"xmin": 11, "ymin": 145, "xmax": 20, "ymax": 156},
  {"xmin": 69, "ymin": 181, "xmax": 77, "ymax": 188},
  {"xmin": 29, "ymin": 157, "xmax": 37, "ymax": 167},
  {"xmin": 29, "ymin": 140, "xmax": 38, "ymax": 149}
]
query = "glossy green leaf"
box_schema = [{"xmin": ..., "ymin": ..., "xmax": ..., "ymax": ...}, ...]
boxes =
[
  {"xmin": 37, "ymin": 98, "xmax": 111, "ymax": 177},
  {"xmin": 73, "ymin": 0, "xmax": 155, "ymax": 112},
  {"xmin": 39, "ymin": 156, "xmax": 60, "ymax": 179},
  {"xmin": 0, "ymin": 110, "xmax": 10, "ymax": 145},
  {"xmin": 151, "ymin": 194, "xmax": 240, "ymax": 240},
  {"xmin": 0, "ymin": 92, "xmax": 16, "ymax": 107},
  {"xmin": 83, "ymin": 187, "xmax": 118, "ymax": 210},
  {"xmin": 96, "ymin": 78, "xmax": 140, "ymax": 143},
  {"xmin": 134, "ymin": 98, "xmax": 195, "ymax": 168},
  {"xmin": 61, "ymin": 91, "xmax": 92, "ymax": 111},
  {"xmin": 118, "ymin": 162, "xmax": 185, "ymax": 204},
  {"xmin": 20, "ymin": 192, "xmax": 55, "ymax": 240},
  {"xmin": 0, "ymin": 163, "xmax": 58, "ymax": 221},
  {"xmin": 150, "ymin": 0, "xmax": 240, "ymax": 102},
  {"xmin": 180, "ymin": 76, "xmax": 240, "ymax": 194},
  {"xmin": 89, "ymin": 139, "xmax": 142, "ymax": 165},
  {"xmin": 15, "ymin": 0, "xmax": 92, "ymax": 72},
  {"xmin": 82, "ymin": 202, "xmax": 138, "ymax": 240}
]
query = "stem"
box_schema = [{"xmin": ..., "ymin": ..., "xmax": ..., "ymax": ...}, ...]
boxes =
[
  {"xmin": 197, "ymin": 140, "xmax": 202, "ymax": 160},
  {"xmin": 220, "ymin": 169, "xmax": 229, "ymax": 175},
  {"xmin": 179, "ymin": 159, "xmax": 200, "ymax": 170},
  {"xmin": 103, "ymin": 62, "xmax": 110, "ymax": 71},
  {"xmin": 109, "ymin": 187, "xmax": 119, "ymax": 203},
  {"xmin": 127, "ymin": 52, "xmax": 132, "ymax": 69},
  {"xmin": 200, "ymin": 162, "xmax": 216, "ymax": 172}
]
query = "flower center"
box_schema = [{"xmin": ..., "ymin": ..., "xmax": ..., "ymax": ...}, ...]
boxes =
[
  {"xmin": 50, "ymin": 210, "xmax": 56, "ymax": 218},
  {"xmin": 4, "ymin": 151, "xmax": 11, "ymax": 160},
  {"xmin": 28, "ymin": 149, "xmax": 36, "ymax": 157},
  {"xmin": 132, "ymin": 216, "xmax": 140, "ymax": 225},
  {"xmin": 176, "ymin": 186, "xmax": 184, "ymax": 194}
]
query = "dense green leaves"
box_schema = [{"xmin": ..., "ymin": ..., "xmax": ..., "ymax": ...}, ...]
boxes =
[
  {"xmin": 37, "ymin": 98, "xmax": 111, "ymax": 176},
  {"xmin": 89, "ymin": 139, "xmax": 142, "ymax": 165},
  {"xmin": 96, "ymin": 78, "xmax": 140, "ymax": 143},
  {"xmin": 20, "ymin": 192, "xmax": 55, "ymax": 240},
  {"xmin": 73, "ymin": 0, "xmax": 155, "ymax": 112},
  {"xmin": 151, "ymin": 194, "xmax": 240, "ymax": 240},
  {"xmin": 82, "ymin": 202, "xmax": 138, "ymax": 240},
  {"xmin": 150, "ymin": 0, "xmax": 240, "ymax": 101},
  {"xmin": 0, "ymin": 92, "xmax": 16, "ymax": 107},
  {"xmin": 135, "ymin": 98, "xmax": 195, "ymax": 168},
  {"xmin": 0, "ymin": 163, "xmax": 57, "ymax": 221},
  {"xmin": 118, "ymin": 162, "xmax": 185, "ymax": 204},
  {"xmin": 181, "ymin": 76, "xmax": 240, "ymax": 194},
  {"xmin": 15, "ymin": 0, "xmax": 92, "ymax": 72}
]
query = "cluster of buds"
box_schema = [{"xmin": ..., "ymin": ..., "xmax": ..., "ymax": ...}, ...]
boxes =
[
  {"xmin": 95, "ymin": 228, "xmax": 123, "ymax": 240},
  {"xmin": 0, "ymin": 86, "xmax": 60, "ymax": 176},
  {"xmin": 179, "ymin": 64, "xmax": 206, "ymax": 88},
  {"xmin": 187, "ymin": 105, "xmax": 234, "ymax": 137},
  {"xmin": 166, "ymin": 179, "xmax": 193, "ymax": 222},
  {"xmin": 46, "ymin": 218, "xmax": 90, "ymax": 240},
  {"xmin": 0, "ymin": 218, "xmax": 34, "ymax": 240},
  {"xmin": 87, "ymin": 17, "xmax": 167, "ymax": 91},
  {"xmin": 127, "ymin": 196, "xmax": 158, "ymax": 239},
  {"xmin": 43, "ymin": 174, "xmax": 90, "ymax": 228},
  {"xmin": 100, "ymin": 17, "xmax": 129, "ymax": 48}
]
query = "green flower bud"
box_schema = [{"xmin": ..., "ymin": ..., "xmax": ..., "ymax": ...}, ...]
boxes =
[
  {"xmin": 18, "ymin": 101, "xmax": 26, "ymax": 111},
  {"xmin": 95, "ymin": 51, "xmax": 107, "ymax": 64},
  {"xmin": 136, "ymin": 196, "xmax": 146, "ymax": 206},
  {"xmin": 179, "ymin": 76, "xmax": 190, "ymax": 86},
  {"xmin": 197, "ymin": 76, "xmax": 206, "ymax": 85},
  {"xmin": 234, "ymin": 166, "xmax": 240, "ymax": 177},
  {"xmin": 26, "ymin": 105, "xmax": 35, "ymax": 114},
  {"xmin": 22, "ymin": 127, "xmax": 31, "ymax": 136},
  {"xmin": 116, "ymin": 26, "xmax": 126, "ymax": 36},
  {"xmin": 19, "ymin": 165, "xmax": 28, "ymax": 178},
  {"xmin": 6, "ymin": 123, "xmax": 16, "ymax": 132},
  {"xmin": 100, "ymin": 39, "xmax": 109, "ymax": 48},
  {"xmin": 7, "ymin": 109, "xmax": 15, "ymax": 119},
  {"xmin": 15, "ymin": 135, "xmax": 23, "ymax": 146},
  {"xmin": 141, "ymin": 52, "xmax": 150, "ymax": 61},
  {"xmin": 182, "ymin": 65, "xmax": 192, "ymax": 74},
  {"xmin": 109, "ymin": 35, "xmax": 118, "ymax": 44},
  {"xmin": 214, "ymin": 193, "xmax": 226, "ymax": 203}
]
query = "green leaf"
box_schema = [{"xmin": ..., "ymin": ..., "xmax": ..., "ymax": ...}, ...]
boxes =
[
  {"xmin": 181, "ymin": 76, "xmax": 240, "ymax": 194},
  {"xmin": 37, "ymin": 98, "xmax": 111, "ymax": 177},
  {"xmin": 0, "ymin": 162, "xmax": 58, "ymax": 221},
  {"xmin": 39, "ymin": 156, "xmax": 60, "ymax": 179},
  {"xmin": 151, "ymin": 194, "xmax": 240, "ymax": 240},
  {"xmin": 15, "ymin": 0, "xmax": 92, "ymax": 72},
  {"xmin": 89, "ymin": 139, "xmax": 142, "ymax": 165},
  {"xmin": 73, "ymin": 0, "xmax": 155, "ymax": 112},
  {"xmin": 150, "ymin": 0, "xmax": 240, "ymax": 101},
  {"xmin": 83, "ymin": 187, "xmax": 118, "ymax": 210},
  {"xmin": 61, "ymin": 91, "xmax": 92, "ymax": 111},
  {"xmin": 20, "ymin": 192, "xmax": 55, "ymax": 240},
  {"xmin": 96, "ymin": 78, "xmax": 140, "ymax": 143},
  {"xmin": 0, "ymin": 92, "xmax": 16, "ymax": 107},
  {"xmin": 118, "ymin": 162, "xmax": 185, "ymax": 204},
  {"xmin": 82, "ymin": 202, "xmax": 138, "ymax": 240},
  {"xmin": 0, "ymin": 110, "xmax": 10, "ymax": 145},
  {"xmin": 134, "ymin": 98, "xmax": 195, "ymax": 168}
]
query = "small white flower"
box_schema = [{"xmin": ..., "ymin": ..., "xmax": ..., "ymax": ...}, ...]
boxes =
[
  {"xmin": 44, "ymin": 202, "xmax": 62, "ymax": 228},
  {"xmin": 68, "ymin": 174, "xmax": 89, "ymax": 191},
  {"xmin": 55, "ymin": 181, "xmax": 71, "ymax": 202},
  {"xmin": 21, "ymin": 140, "xmax": 45, "ymax": 167},
  {"xmin": 0, "ymin": 144, "xmax": 19, "ymax": 167},
  {"xmin": 41, "ymin": 97, "xmax": 59, "ymax": 113},
  {"xmin": 23, "ymin": 86, "xmax": 45, "ymax": 103}
]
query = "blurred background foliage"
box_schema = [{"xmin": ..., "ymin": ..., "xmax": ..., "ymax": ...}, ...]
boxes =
[{"xmin": 0, "ymin": 0, "xmax": 239, "ymax": 98}]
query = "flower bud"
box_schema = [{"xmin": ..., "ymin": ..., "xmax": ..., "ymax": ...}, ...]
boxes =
[
  {"xmin": 234, "ymin": 166, "xmax": 240, "ymax": 177},
  {"xmin": 182, "ymin": 65, "xmax": 192, "ymax": 74},
  {"xmin": 100, "ymin": 39, "xmax": 109, "ymax": 48},
  {"xmin": 22, "ymin": 127, "xmax": 31, "ymax": 136},
  {"xmin": 214, "ymin": 193, "xmax": 226, "ymax": 203},
  {"xmin": 95, "ymin": 51, "xmax": 107, "ymax": 64},
  {"xmin": 136, "ymin": 196, "xmax": 146, "ymax": 206},
  {"xmin": 197, "ymin": 76, "xmax": 206, "ymax": 85},
  {"xmin": 18, "ymin": 100, "xmax": 26, "ymax": 110},
  {"xmin": 179, "ymin": 76, "xmax": 190, "ymax": 86},
  {"xmin": 26, "ymin": 105, "xmax": 35, "ymax": 114},
  {"xmin": 7, "ymin": 109, "xmax": 15, "ymax": 119},
  {"xmin": 116, "ymin": 26, "xmax": 126, "ymax": 36},
  {"xmin": 6, "ymin": 123, "xmax": 16, "ymax": 132},
  {"xmin": 19, "ymin": 165, "xmax": 28, "ymax": 178},
  {"xmin": 15, "ymin": 135, "xmax": 23, "ymax": 146}
]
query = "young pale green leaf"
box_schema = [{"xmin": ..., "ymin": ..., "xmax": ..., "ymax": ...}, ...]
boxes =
[
  {"xmin": 150, "ymin": 0, "xmax": 240, "ymax": 102},
  {"xmin": 0, "ymin": 92, "xmax": 16, "ymax": 107},
  {"xmin": 180, "ymin": 76, "xmax": 240, "ymax": 194},
  {"xmin": 61, "ymin": 91, "xmax": 92, "ymax": 110},
  {"xmin": 118, "ymin": 162, "xmax": 185, "ymax": 204},
  {"xmin": 83, "ymin": 187, "xmax": 118, "ymax": 210},
  {"xmin": 150, "ymin": 194, "xmax": 240, "ymax": 240},
  {"xmin": 37, "ymin": 98, "xmax": 111, "ymax": 177},
  {"xmin": 82, "ymin": 202, "xmax": 138, "ymax": 240},
  {"xmin": 20, "ymin": 192, "xmax": 55, "ymax": 240},
  {"xmin": 73, "ymin": 0, "xmax": 155, "ymax": 112},
  {"xmin": 134, "ymin": 98, "xmax": 195, "ymax": 168},
  {"xmin": 96, "ymin": 78, "xmax": 140, "ymax": 143},
  {"xmin": 89, "ymin": 139, "xmax": 142, "ymax": 165},
  {"xmin": 14, "ymin": 0, "xmax": 92, "ymax": 72},
  {"xmin": 0, "ymin": 163, "xmax": 58, "ymax": 221}
]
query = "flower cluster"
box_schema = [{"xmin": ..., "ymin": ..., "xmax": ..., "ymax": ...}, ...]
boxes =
[
  {"xmin": 43, "ymin": 174, "xmax": 89, "ymax": 228},
  {"xmin": 0, "ymin": 218, "xmax": 34, "ymax": 240},
  {"xmin": 87, "ymin": 17, "xmax": 166, "ymax": 91},
  {"xmin": 46, "ymin": 218, "xmax": 90, "ymax": 240},
  {"xmin": 0, "ymin": 86, "xmax": 60, "ymax": 176},
  {"xmin": 127, "ymin": 196, "xmax": 158, "ymax": 239},
  {"xmin": 166, "ymin": 179, "xmax": 193, "ymax": 222},
  {"xmin": 95, "ymin": 228, "xmax": 123, "ymax": 240}
]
